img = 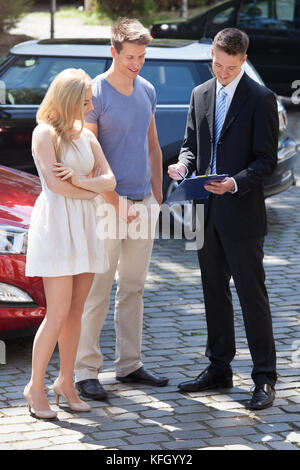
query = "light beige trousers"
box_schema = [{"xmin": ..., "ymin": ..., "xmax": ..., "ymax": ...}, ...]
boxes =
[{"xmin": 74, "ymin": 196, "xmax": 160, "ymax": 381}]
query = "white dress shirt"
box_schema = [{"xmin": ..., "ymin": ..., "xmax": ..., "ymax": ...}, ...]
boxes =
[{"xmin": 216, "ymin": 69, "xmax": 244, "ymax": 116}]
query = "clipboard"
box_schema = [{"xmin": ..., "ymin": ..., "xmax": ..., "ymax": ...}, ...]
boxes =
[{"xmin": 165, "ymin": 174, "xmax": 229, "ymax": 204}]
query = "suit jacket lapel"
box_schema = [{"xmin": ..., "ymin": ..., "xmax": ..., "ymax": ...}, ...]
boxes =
[
  {"xmin": 220, "ymin": 73, "xmax": 251, "ymax": 139},
  {"xmin": 203, "ymin": 79, "xmax": 216, "ymax": 141}
]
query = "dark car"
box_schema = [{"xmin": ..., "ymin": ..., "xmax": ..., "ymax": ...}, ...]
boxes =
[
  {"xmin": 151, "ymin": 0, "xmax": 300, "ymax": 97},
  {"xmin": 0, "ymin": 38, "xmax": 298, "ymax": 228},
  {"xmin": 0, "ymin": 165, "xmax": 45, "ymax": 347}
]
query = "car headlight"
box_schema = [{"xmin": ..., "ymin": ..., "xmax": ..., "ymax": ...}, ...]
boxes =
[
  {"xmin": 0, "ymin": 282, "xmax": 34, "ymax": 302},
  {"xmin": 0, "ymin": 225, "xmax": 28, "ymax": 254}
]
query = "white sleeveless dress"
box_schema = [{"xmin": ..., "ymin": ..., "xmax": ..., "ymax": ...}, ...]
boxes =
[{"xmin": 25, "ymin": 127, "xmax": 109, "ymax": 277}]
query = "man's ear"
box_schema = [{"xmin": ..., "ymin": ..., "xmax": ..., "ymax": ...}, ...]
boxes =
[{"xmin": 241, "ymin": 54, "xmax": 247, "ymax": 65}]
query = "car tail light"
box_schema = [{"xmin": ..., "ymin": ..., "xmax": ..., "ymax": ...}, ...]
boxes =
[
  {"xmin": 0, "ymin": 126, "xmax": 31, "ymax": 145},
  {"xmin": 13, "ymin": 132, "xmax": 32, "ymax": 145}
]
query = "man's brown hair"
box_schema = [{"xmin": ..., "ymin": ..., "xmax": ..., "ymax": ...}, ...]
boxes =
[
  {"xmin": 111, "ymin": 18, "xmax": 152, "ymax": 53},
  {"xmin": 213, "ymin": 28, "xmax": 249, "ymax": 56}
]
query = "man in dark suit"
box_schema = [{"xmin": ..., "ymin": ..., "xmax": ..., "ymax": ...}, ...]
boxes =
[{"xmin": 168, "ymin": 28, "xmax": 278, "ymax": 410}]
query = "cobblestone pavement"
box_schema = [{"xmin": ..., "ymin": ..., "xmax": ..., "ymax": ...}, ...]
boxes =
[
  {"xmin": 1, "ymin": 14, "xmax": 300, "ymax": 452},
  {"xmin": 0, "ymin": 108, "xmax": 299, "ymax": 451}
]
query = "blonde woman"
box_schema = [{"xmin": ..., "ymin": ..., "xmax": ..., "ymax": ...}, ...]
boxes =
[{"xmin": 24, "ymin": 68, "xmax": 116, "ymax": 419}]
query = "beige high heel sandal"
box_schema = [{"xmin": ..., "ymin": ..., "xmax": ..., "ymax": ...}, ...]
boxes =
[
  {"xmin": 23, "ymin": 384, "xmax": 57, "ymax": 419},
  {"xmin": 53, "ymin": 382, "xmax": 91, "ymax": 412}
]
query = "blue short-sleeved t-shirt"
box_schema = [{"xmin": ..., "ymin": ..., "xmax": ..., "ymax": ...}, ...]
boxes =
[{"xmin": 86, "ymin": 74, "xmax": 156, "ymax": 200}]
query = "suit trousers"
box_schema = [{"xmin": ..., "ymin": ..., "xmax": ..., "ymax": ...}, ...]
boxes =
[
  {"xmin": 197, "ymin": 197, "xmax": 277, "ymax": 386},
  {"xmin": 74, "ymin": 196, "xmax": 160, "ymax": 381}
]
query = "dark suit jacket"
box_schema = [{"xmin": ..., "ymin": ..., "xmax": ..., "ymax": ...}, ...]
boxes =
[{"xmin": 179, "ymin": 73, "xmax": 279, "ymax": 240}]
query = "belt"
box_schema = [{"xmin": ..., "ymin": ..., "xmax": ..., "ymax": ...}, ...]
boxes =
[{"xmin": 128, "ymin": 198, "xmax": 144, "ymax": 202}]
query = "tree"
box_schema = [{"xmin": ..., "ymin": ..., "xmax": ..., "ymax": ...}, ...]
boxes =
[
  {"xmin": 96, "ymin": 0, "xmax": 156, "ymax": 20},
  {"xmin": 0, "ymin": 0, "xmax": 32, "ymax": 34},
  {"xmin": 84, "ymin": 0, "xmax": 96, "ymax": 14},
  {"xmin": 180, "ymin": 0, "xmax": 188, "ymax": 18}
]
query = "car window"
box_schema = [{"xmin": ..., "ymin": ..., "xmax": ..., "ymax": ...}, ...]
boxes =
[
  {"xmin": 139, "ymin": 60, "xmax": 211, "ymax": 104},
  {"xmin": 0, "ymin": 56, "xmax": 107, "ymax": 105},
  {"xmin": 210, "ymin": 6, "xmax": 236, "ymax": 25},
  {"xmin": 0, "ymin": 53, "xmax": 9, "ymax": 66},
  {"xmin": 205, "ymin": 2, "xmax": 239, "ymax": 36},
  {"xmin": 239, "ymin": 0, "xmax": 296, "ymax": 29}
]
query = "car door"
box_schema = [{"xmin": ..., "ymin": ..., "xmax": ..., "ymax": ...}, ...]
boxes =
[{"xmin": 238, "ymin": 0, "xmax": 300, "ymax": 97}]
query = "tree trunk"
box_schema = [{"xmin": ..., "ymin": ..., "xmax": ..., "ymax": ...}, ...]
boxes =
[
  {"xmin": 84, "ymin": 0, "xmax": 95, "ymax": 14},
  {"xmin": 180, "ymin": 0, "xmax": 188, "ymax": 19},
  {"xmin": 50, "ymin": 0, "xmax": 56, "ymax": 39}
]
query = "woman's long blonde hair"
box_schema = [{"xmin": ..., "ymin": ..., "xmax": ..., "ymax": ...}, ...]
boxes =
[{"xmin": 36, "ymin": 68, "xmax": 92, "ymax": 162}]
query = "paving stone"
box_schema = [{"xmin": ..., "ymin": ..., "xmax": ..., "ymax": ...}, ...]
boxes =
[
  {"xmin": 13, "ymin": 439, "xmax": 53, "ymax": 450},
  {"xmin": 126, "ymin": 432, "xmax": 170, "ymax": 445},
  {"xmin": 246, "ymin": 433, "xmax": 282, "ymax": 443},
  {"xmin": 225, "ymin": 443, "xmax": 267, "ymax": 450},
  {"xmin": 268, "ymin": 441, "xmax": 300, "ymax": 451},
  {"xmin": 118, "ymin": 444, "xmax": 162, "ymax": 450},
  {"xmin": 161, "ymin": 439, "xmax": 207, "ymax": 449},
  {"xmin": 255, "ymin": 423, "xmax": 293, "ymax": 433},
  {"xmin": 284, "ymin": 432, "xmax": 300, "ymax": 443},
  {"xmin": 213, "ymin": 426, "xmax": 259, "ymax": 437}
]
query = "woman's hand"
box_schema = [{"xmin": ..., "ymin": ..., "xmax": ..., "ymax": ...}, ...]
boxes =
[
  {"xmin": 93, "ymin": 165, "xmax": 102, "ymax": 177},
  {"xmin": 52, "ymin": 162, "xmax": 79, "ymax": 186}
]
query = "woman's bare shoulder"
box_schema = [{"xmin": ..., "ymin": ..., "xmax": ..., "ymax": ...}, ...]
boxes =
[
  {"xmin": 82, "ymin": 126, "xmax": 98, "ymax": 142},
  {"xmin": 32, "ymin": 122, "xmax": 53, "ymax": 142}
]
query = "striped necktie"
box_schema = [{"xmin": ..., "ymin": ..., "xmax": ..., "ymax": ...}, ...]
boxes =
[{"xmin": 211, "ymin": 87, "xmax": 227, "ymax": 174}]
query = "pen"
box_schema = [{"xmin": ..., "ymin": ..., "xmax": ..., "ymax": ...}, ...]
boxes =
[{"xmin": 175, "ymin": 168, "xmax": 186, "ymax": 180}]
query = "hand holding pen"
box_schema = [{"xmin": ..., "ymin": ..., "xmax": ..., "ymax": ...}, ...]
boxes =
[{"xmin": 167, "ymin": 163, "xmax": 187, "ymax": 181}]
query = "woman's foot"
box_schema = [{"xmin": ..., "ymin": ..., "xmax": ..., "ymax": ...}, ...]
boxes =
[
  {"xmin": 53, "ymin": 379, "xmax": 91, "ymax": 412},
  {"xmin": 23, "ymin": 383, "xmax": 57, "ymax": 419}
]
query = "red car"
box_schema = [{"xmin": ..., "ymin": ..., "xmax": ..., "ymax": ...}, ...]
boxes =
[{"xmin": 0, "ymin": 165, "xmax": 45, "ymax": 340}]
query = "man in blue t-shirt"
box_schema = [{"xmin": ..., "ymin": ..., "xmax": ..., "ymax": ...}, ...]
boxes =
[{"xmin": 75, "ymin": 18, "xmax": 168, "ymax": 400}]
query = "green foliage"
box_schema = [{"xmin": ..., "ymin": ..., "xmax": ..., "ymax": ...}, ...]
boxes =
[
  {"xmin": 97, "ymin": 0, "xmax": 156, "ymax": 20},
  {"xmin": 155, "ymin": 0, "xmax": 208, "ymax": 10},
  {"xmin": 0, "ymin": 0, "xmax": 33, "ymax": 33},
  {"xmin": 95, "ymin": 0, "xmax": 218, "ymax": 22}
]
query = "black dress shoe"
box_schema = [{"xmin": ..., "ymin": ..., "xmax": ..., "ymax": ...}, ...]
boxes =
[
  {"xmin": 75, "ymin": 379, "xmax": 108, "ymax": 401},
  {"xmin": 178, "ymin": 367, "xmax": 233, "ymax": 393},
  {"xmin": 116, "ymin": 366, "xmax": 169, "ymax": 387},
  {"xmin": 249, "ymin": 384, "xmax": 275, "ymax": 410}
]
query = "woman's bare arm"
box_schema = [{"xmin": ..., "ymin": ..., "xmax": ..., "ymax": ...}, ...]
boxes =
[{"xmin": 33, "ymin": 124, "xmax": 97, "ymax": 199}]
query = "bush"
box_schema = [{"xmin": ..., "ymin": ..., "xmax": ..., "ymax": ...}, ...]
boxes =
[
  {"xmin": 155, "ymin": 0, "xmax": 202, "ymax": 10},
  {"xmin": 0, "ymin": 0, "xmax": 33, "ymax": 34},
  {"xmin": 96, "ymin": 0, "xmax": 156, "ymax": 20},
  {"xmin": 95, "ymin": 1, "xmax": 218, "ymax": 20},
  {"xmin": 153, "ymin": 0, "xmax": 214, "ymax": 11}
]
